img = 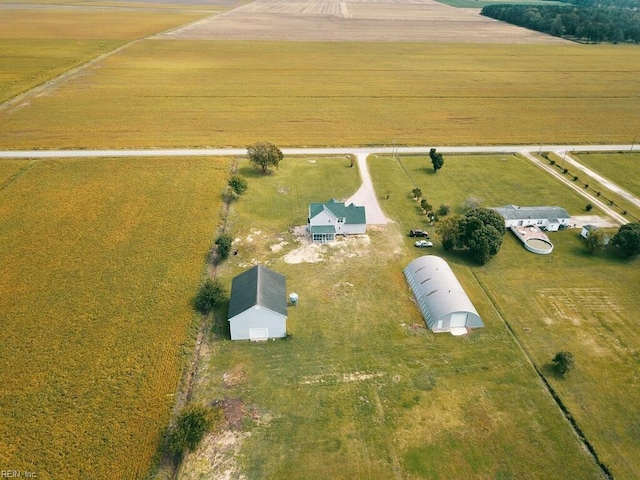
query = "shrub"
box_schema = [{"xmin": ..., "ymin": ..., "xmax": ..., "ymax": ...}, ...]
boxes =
[
  {"xmin": 573, "ymin": 175, "xmax": 578, "ymax": 181},
  {"xmin": 228, "ymin": 175, "xmax": 248, "ymax": 196},
  {"xmin": 584, "ymin": 184, "xmax": 589, "ymax": 189},
  {"xmin": 194, "ymin": 279, "xmax": 226, "ymax": 314},
  {"xmin": 563, "ymin": 168, "xmax": 569, "ymax": 174},
  {"xmin": 438, "ymin": 204, "xmax": 451, "ymax": 216},
  {"xmin": 168, "ymin": 405, "xmax": 222, "ymax": 456},
  {"xmin": 215, "ymin": 233, "xmax": 233, "ymax": 260},
  {"xmin": 462, "ymin": 195, "xmax": 482, "ymax": 211},
  {"xmin": 586, "ymin": 203, "xmax": 593, "ymax": 211},
  {"xmin": 552, "ymin": 351, "xmax": 575, "ymax": 377}
]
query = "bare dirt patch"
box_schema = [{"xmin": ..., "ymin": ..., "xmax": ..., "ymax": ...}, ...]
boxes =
[
  {"xmin": 180, "ymin": 429, "xmax": 248, "ymax": 480},
  {"xmin": 283, "ymin": 225, "xmax": 371, "ymax": 264},
  {"xmin": 158, "ymin": 0, "xmax": 566, "ymax": 43}
]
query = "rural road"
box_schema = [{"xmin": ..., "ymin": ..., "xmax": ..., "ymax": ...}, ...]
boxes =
[
  {"xmin": 0, "ymin": 144, "xmax": 635, "ymax": 159},
  {"xmin": 1, "ymin": 145, "xmax": 636, "ymax": 227}
]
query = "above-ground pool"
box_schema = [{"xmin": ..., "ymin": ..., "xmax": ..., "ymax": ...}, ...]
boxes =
[
  {"xmin": 511, "ymin": 225, "xmax": 554, "ymax": 254},
  {"xmin": 524, "ymin": 237, "xmax": 554, "ymax": 254}
]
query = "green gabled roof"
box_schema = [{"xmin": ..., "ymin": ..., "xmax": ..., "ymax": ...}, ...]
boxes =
[
  {"xmin": 309, "ymin": 199, "xmax": 366, "ymax": 225},
  {"xmin": 228, "ymin": 265, "xmax": 287, "ymax": 319},
  {"xmin": 310, "ymin": 225, "xmax": 336, "ymax": 234}
]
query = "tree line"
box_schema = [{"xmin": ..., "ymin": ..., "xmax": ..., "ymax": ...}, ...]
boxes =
[{"xmin": 481, "ymin": 3, "xmax": 640, "ymax": 43}]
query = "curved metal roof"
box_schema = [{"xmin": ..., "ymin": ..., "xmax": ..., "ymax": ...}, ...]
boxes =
[{"xmin": 404, "ymin": 255, "xmax": 483, "ymax": 331}]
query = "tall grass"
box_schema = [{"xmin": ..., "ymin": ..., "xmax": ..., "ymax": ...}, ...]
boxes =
[{"xmin": 0, "ymin": 156, "xmax": 230, "ymax": 479}]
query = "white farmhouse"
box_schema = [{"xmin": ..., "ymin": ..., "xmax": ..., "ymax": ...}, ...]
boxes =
[
  {"xmin": 308, "ymin": 199, "xmax": 366, "ymax": 243},
  {"xmin": 492, "ymin": 205, "xmax": 571, "ymax": 232}
]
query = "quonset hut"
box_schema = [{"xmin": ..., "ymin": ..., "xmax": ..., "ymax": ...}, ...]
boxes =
[{"xmin": 404, "ymin": 256, "xmax": 483, "ymax": 335}]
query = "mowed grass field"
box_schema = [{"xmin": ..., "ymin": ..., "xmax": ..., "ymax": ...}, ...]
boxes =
[
  {"xmin": 180, "ymin": 156, "xmax": 605, "ymax": 480},
  {"xmin": 368, "ymin": 154, "xmax": 640, "ymax": 479},
  {"xmin": 1, "ymin": 41, "xmax": 639, "ymax": 148},
  {"xmin": 0, "ymin": 8, "xmax": 209, "ymax": 103},
  {"xmin": 0, "ymin": 157, "xmax": 231, "ymax": 479},
  {"xmin": 573, "ymin": 152, "xmax": 640, "ymax": 198}
]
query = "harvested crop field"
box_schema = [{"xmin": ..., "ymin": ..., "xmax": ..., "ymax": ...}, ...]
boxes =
[{"xmin": 161, "ymin": 0, "xmax": 565, "ymax": 42}]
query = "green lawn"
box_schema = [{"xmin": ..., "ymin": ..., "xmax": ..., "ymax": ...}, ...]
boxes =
[
  {"xmin": 181, "ymin": 156, "xmax": 606, "ymax": 480},
  {"xmin": 370, "ymin": 153, "xmax": 600, "ymax": 228},
  {"xmin": 573, "ymin": 152, "xmax": 640, "ymax": 199},
  {"xmin": 369, "ymin": 153, "xmax": 640, "ymax": 479}
]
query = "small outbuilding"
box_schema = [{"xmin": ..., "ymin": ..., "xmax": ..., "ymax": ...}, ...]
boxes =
[
  {"xmin": 404, "ymin": 256, "xmax": 484, "ymax": 335},
  {"xmin": 228, "ymin": 265, "xmax": 287, "ymax": 341},
  {"xmin": 581, "ymin": 224, "xmax": 610, "ymax": 245}
]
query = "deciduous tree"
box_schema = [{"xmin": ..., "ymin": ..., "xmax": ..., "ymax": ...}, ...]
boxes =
[
  {"xmin": 435, "ymin": 215, "xmax": 462, "ymax": 251},
  {"xmin": 611, "ymin": 222, "xmax": 640, "ymax": 257},
  {"xmin": 584, "ymin": 227, "xmax": 607, "ymax": 254},
  {"xmin": 429, "ymin": 148, "xmax": 444, "ymax": 173},
  {"xmin": 248, "ymin": 141, "xmax": 284, "ymax": 173}
]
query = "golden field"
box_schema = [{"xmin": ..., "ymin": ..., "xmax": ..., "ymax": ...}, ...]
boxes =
[
  {"xmin": 0, "ymin": 157, "xmax": 230, "ymax": 479},
  {"xmin": 1, "ymin": 41, "xmax": 639, "ymax": 148},
  {"xmin": 0, "ymin": 8, "xmax": 210, "ymax": 104}
]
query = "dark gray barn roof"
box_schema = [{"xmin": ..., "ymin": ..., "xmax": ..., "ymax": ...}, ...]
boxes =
[{"xmin": 228, "ymin": 265, "xmax": 287, "ymax": 319}]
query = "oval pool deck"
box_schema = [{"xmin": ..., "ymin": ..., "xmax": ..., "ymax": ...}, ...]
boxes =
[{"xmin": 511, "ymin": 225, "xmax": 554, "ymax": 254}]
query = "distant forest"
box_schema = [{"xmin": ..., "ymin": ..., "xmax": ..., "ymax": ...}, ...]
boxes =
[{"xmin": 481, "ymin": 0, "xmax": 640, "ymax": 43}]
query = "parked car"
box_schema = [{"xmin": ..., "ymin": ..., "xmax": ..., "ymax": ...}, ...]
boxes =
[
  {"xmin": 409, "ymin": 229, "xmax": 429, "ymax": 238},
  {"xmin": 414, "ymin": 240, "xmax": 433, "ymax": 248}
]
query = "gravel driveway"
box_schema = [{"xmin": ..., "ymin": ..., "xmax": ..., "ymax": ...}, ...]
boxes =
[{"xmin": 345, "ymin": 153, "xmax": 390, "ymax": 225}]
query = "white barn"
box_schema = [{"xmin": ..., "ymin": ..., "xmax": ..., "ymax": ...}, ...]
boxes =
[
  {"xmin": 308, "ymin": 199, "xmax": 366, "ymax": 243},
  {"xmin": 493, "ymin": 205, "xmax": 571, "ymax": 232},
  {"xmin": 228, "ymin": 265, "xmax": 287, "ymax": 341},
  {"xmin": 404, "ymin": 256, "xmax": 484, "ymax": 335}
]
